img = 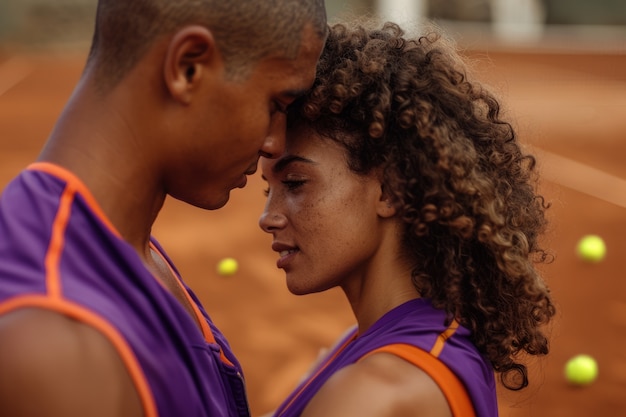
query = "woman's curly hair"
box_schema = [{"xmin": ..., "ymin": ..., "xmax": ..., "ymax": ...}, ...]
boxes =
[{"xmin": 289, "ymin": 21, "xmax": 556, "ymax": 390}]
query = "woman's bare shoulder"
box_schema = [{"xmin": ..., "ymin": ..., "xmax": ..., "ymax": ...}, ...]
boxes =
[{"xmin": 301, "ymin": 351, "xmax": 452, "ymax": 417}]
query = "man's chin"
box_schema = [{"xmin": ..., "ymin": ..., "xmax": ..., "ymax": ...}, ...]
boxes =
[
  {"xmin": 206, "ymin": 193, "xmax": 231, "ymax": 210},
  {"xmin": 171, "ymin": 192, "xmax": 230, "ymax": 211}
]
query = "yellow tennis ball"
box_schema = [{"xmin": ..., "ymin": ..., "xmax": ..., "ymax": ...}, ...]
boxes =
[
  {"xmin": 565, "ymin": 354, "xmax": 598, "ymax": 386},
  {"xmin": 217, "ymin": 257, "xmax": 238, "ymax": 276},
  {"xmin": 576, "ymin": 235, "xmax": 606, "ymax": 263}
]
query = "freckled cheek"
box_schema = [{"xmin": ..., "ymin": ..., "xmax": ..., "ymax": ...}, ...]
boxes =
[
  {"xmin": 291, "ymin": 202, "xmax": 319, "ymax": 236},
  {"xmin": 298, "ymin": 200, "xmax": 345, "ymax": 254}
]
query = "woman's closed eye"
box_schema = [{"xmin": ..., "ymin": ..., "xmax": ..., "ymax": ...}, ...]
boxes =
[
  {"xmin": 283, "ymin": 179, "xmax": 306, "ymax": 191},
  {"xmin": 263, "ymin": 180, "xmax": 307, "ymax": 197}
]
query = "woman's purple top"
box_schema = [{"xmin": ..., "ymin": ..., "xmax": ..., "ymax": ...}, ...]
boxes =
[{"xmin": 274, "ymin": 298, "xmax": 498, "ymax": 417}]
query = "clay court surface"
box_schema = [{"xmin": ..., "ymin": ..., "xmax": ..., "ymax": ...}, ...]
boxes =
[{"xmin": 1, "ymin": 45, "xmax": 625, "ymax": 416}]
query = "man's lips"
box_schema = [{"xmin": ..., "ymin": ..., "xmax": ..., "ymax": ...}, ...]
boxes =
[
  {"xmin": 244, "ymin": 160, "xmax": 258, "ymax": 176},
  {"xmin": 236, "ymin": 165, "xmax": 258, "ymax": 189}
]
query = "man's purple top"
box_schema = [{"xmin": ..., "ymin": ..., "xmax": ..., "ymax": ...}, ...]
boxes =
[
  {"xmin": 0, "ymin": 163, "xmax": 250, "ymax": 417},
  {"xmin": 274, "ymin": 298, "xmax": 498, "ymax": 417}
]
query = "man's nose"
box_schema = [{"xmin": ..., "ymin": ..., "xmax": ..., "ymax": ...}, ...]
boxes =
[{"xmin": 259, "ymin": 113, "xmax": 287, "ymax": 159}]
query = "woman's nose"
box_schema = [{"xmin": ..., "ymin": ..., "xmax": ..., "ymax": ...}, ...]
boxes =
[{"xmin": 259, "ymin": 209, "xmax": 287, "ymax": 233}]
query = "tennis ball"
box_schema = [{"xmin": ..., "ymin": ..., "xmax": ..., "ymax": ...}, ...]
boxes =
[
  {"xmin": 564, "ymin": 354, "xmax": 598, "ymax": 386},
  {"xmin": 576, "ymin": 235, "xmax": 606, "ymax": 263},
  {"xmin": 217, "ymin": 257, "xmax": 238, "ymax": 276}
]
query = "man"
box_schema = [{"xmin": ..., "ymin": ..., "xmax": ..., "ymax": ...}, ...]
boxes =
[{"xmin": 0, "ymin": 1, "xmax": 327, "ymax": 416}]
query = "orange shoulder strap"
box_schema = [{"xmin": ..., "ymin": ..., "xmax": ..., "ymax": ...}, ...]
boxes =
[{"xmin": 360, "ymin": 343, "xmax": 476, "ymax": 417}]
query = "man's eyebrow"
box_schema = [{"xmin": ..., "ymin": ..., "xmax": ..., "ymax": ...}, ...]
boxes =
[{"xmin": 273, "ymin": 155, "xmax": 316, "ymax": 174}]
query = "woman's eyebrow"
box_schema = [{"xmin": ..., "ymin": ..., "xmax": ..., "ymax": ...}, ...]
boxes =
[{"xmin": 272, "ymin": 155, "xmax": 317, "ymax": 174}]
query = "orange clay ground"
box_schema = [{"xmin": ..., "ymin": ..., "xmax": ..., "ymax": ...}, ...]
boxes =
[{"xmin": 1, "ymin": 46, "xmax": 625, "ymax": 416}]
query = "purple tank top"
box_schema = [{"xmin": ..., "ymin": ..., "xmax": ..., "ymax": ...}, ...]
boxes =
[
  {"xmin": 274, "ymin": 298, "xmax": 498, "ymax": 417},
  {"xmin": 0, "ymin": 163, "xmax": 250, "ymax": 417}
]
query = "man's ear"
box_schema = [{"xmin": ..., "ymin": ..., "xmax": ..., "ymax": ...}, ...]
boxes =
[
  {"xmin": 376, "ymin": 184, "xmax": 397, "ymax": 218},
  {"xmin": 163, "ymin": 26, "xmax": 222, "ymax": 104}
]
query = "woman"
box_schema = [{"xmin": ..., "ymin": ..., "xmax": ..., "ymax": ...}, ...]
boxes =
[{"xmin": 259, "ymin": 20, "xmax": 555, "ymax": 417}]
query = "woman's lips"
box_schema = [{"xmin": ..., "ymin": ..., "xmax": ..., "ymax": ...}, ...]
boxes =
[
  {"xmin": 272, "ymin": 242, "xmax": 299, "ymax": 269},
  {"xmin": 277, "ymin": 248, "xmax": 298, "ymax": 269}
]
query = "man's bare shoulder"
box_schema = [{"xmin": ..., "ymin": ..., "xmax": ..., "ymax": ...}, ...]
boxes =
[
  {"xmin": 0, "ymin": 308, "xmax": 142, "ymax": 417},
  {"xmin": 301, "ymin": 352, "xmax": 452, "ymax": 417}
]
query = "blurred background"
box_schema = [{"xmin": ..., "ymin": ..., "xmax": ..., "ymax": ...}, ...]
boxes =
[
  {"xmin": 1, "ymin": 1, "xmax": 625, "ymax": 416},
  {"xmin": 0, "ymin": 0, "xmax": 625, "ymax": 49}
]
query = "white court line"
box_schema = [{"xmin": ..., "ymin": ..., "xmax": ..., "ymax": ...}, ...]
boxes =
[
  {"xmin": 0, "ymin": 56, "xmax": 33, "ymax": 97},
  {"xmin": 536, "ymin": 147, "xmax": 626, "ymax": 209}
]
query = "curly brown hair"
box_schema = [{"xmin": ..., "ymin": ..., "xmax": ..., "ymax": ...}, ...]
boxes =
[{"xmin": 289, "ymin": 21, "xmax": 556, "ymax": 391}]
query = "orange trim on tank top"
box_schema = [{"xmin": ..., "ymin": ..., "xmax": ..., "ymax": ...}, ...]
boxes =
[
  {"xmin": 44, "ymin": 185, "xmax": 74, "ymax": 298},
  {"xmin": 430, "ymin": 319, "xmax": 460, "ymax": 357},
  {"xmin": 28, "ymin": 162, "xmax": 121, "ymax": 238},
  {"xmin": 28, "ymin": 162, "xmax": 235, "ymax": 367},
  {"xmin": 0, "ymin": 296, "xmax": 159, "ymax": 417},
  {"xmin": 360, "ymin": 342, "xmax": 476, "ymax": 417},
  {"xmin": 149, "ymin": 243, "xmax": 235, "ymax": 367},
  {"xmin": 28, "ymin": 176, "xmax": 158, "ymax": 416}
]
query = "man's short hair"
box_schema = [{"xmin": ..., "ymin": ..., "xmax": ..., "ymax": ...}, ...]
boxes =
[{"xmin": 86, "ymin": 0, "xmax": 327, "ymax": 89}]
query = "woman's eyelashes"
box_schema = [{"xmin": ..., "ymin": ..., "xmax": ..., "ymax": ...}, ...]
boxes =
[
  {"xmin": 263, "ymin": 179, "xmax": 307, "ymax": 197},
  {"xmin": 283, "ymin": 179, "xmax": 306, "ymax": 191}
]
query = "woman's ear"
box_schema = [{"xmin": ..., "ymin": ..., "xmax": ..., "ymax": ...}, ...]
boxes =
[
  {"xmin": 376, "ymin": 184, "xmax": 397, "ymax": 218},
  {"xmin": 163, "ymin": 25, "xmax": 222, "ymax": 104}
]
